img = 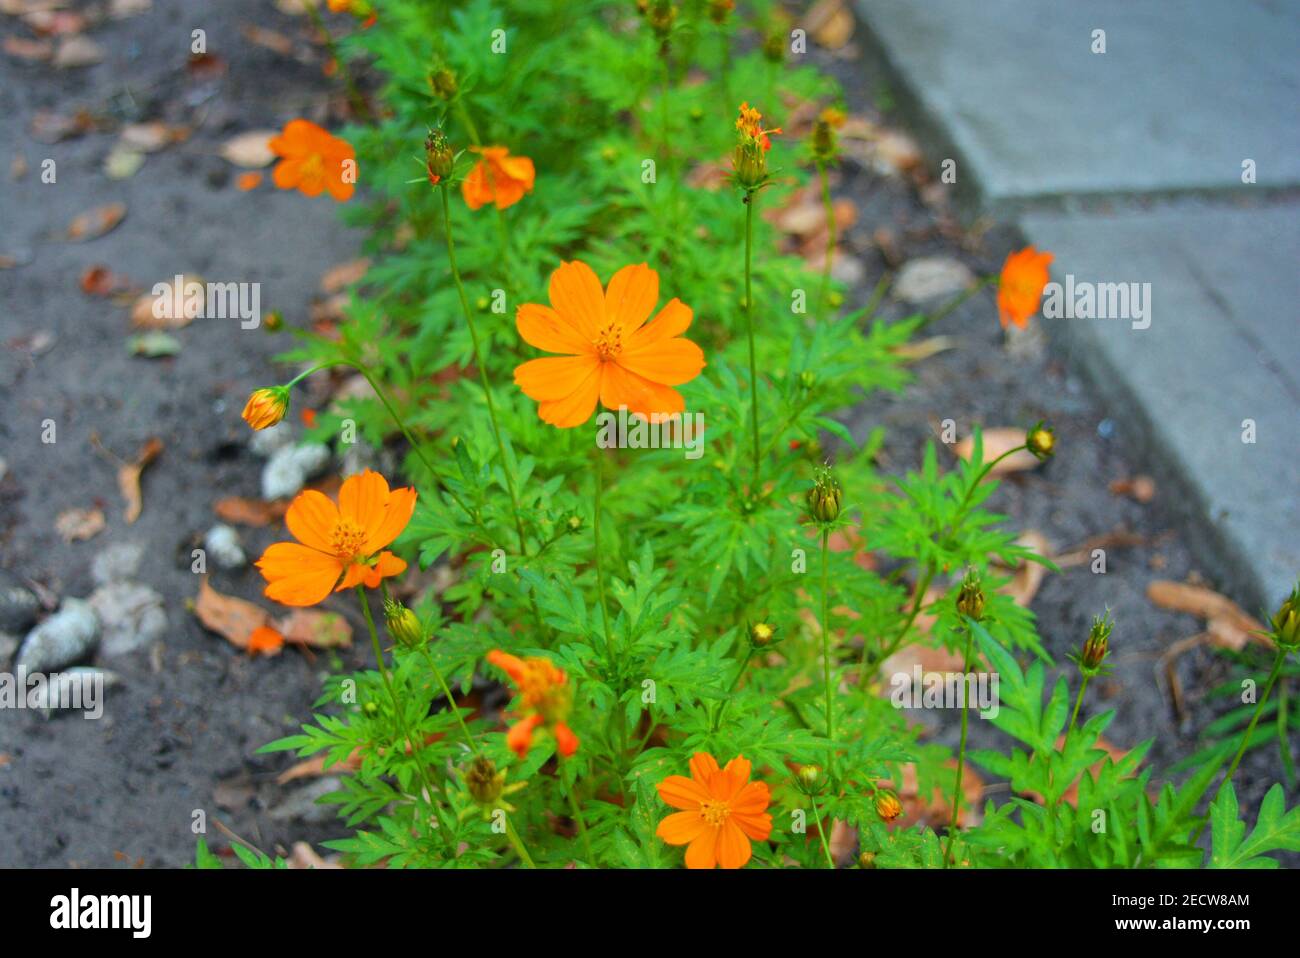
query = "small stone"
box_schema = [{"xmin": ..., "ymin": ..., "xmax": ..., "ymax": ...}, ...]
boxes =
[
  {"xmin": 0, "ymin": 571, "xmax": 40, "ymax": 633},
  {"xmin": 204, "ymin": 524, "xmax": 247, "ymax": 570},
  {"xmin": 16, "ymin": 599, "xmax": 100, "ymax": 673},
  {"xmin": 261, "ymin": 442, "xmax": 331, "ymax": 500},
  {"xmin": 249, "ymin": 422, "xmax": 294, "ymax": 458},
  {"xmin": 269, "ymin": 777, "xmax": 343, "ymax": 824},
  {"xmin": 0, "ymin": 631, "xmax": 19, "ymax": 664},
  {"xmin": 91, "ymin": 541, "xmax": 146, "ymax": 586},
  {"xmin": 894, "ymin": 256, "xmax": 975, "ymax": 304},
  {"xmin": 89, "ymin": 582, "xmax": 167, "ymax": 658}
]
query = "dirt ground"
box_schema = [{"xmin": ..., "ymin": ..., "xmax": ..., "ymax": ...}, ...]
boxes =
[{"xmin": 0, "ymin": 2, "xmax": 1289, "ymax": 867}]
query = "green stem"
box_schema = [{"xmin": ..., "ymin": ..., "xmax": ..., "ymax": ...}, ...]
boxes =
[
  {"xmin": 357, "ymin": 587, "xmax": 438, "ymax": 815},
  {"xmin": 920, "ymin": 274, "xmax": 995, "ymax": 329},
  {"xmin": 743, "ymin": 191, "xmax": 761, "ymax": 491},
  {"xmin": 817, "ymin": 162, "xmax": 836, "ymax": 317},
  {"xmin": 1193, "ymin": 647, "xmax": 1288, "ymax": 844},
  {"xmin": 440, "ymin": 185, "xmax": 529, "ymax": 557},
  {"xmin": 1068, "ymin": 675, "xmax": 1092, "ymax": 734},
  {"xmin": 567, "ymin": 787, "xmax": 595, "ymax": 865},
  {"xmin": 504, "ymin": 817, "xmax": 536, "ymax": 868},
  {"xmin": 810, "ymin": 792, "xmax": 837, "ymax": 869},
  {"xmin": 944, "ymin": 619, "xmax": 975, "ymax": 867},
  {"xmin": 421, "ymin": 646, "xmax": 480, "ymax": 756},
  {"xmin": 302, "ymin": 0, "xmax": 370, "ymax": 120},
  {"xmin": 820, "ymin": 528, "xmax": 835, "ymax": 773}
]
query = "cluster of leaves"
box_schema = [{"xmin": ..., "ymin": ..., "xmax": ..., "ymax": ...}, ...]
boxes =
[{"xmin": 236, "ymin": 0, "xmax": 1298, "ymax": 869}]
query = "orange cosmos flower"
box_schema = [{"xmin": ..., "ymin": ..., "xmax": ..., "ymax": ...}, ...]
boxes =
[
  {"xmin": 241, "ymin": 386, "xmax": 289, "ymax": 430},
  {"xmin": 997, "ymin": 245, "xmax": 1054, "ymax": 329},
  {"xmin": 735, "ymin": 101, "xmax": 782, "ymax": 152},
  {"xmin": 656, "ymin": 752, "xmax": 772, "ymax": 869},
  {"xmin": 256, "ymin": 470, "xmax": 416, "ymax": 607},
  {"xmin": 269, "ymin": 119, "xmax": 356, "ymax": 202},
  {"xmin": 513, "ymin": 261, "xmax": 705, "ymax": 428},
  {"xmin": 486, "ymin": 650, "xmax": 579, "ymax": 758},
  {"xmin": 461, "ymin": 145, "xmax": 535, "ymax": 211}
]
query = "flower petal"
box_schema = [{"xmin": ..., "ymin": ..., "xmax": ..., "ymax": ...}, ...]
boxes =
[
  {"xmin": 627, "ymin": 298, "xmax": 693, "ymax": 350},
  {"xmin": 656, "ymin": 774, "xmax": 711, "ymax": 810},
  {"xmin": 617, "ymin": 337, "xmax": 705, "ymax": 386},
  {"xmin": 548, "ymin": 261, "xmax": 605, "ymax": 340},
  {"xmin": 732, "ymin": 810, "xmax": 773, "ymax": 842},
  {"xmin": 604, "ymin": 263, "xmax": 658, "ymax": 333},
  {"xmin": 487, "ymin": 650, "xmax": 528, "ymax": 684},
  {"xmin": 363, "ymin": 551, "xmax": 407, "ymax": 586},
  {"xmin": 257, "ymin": 542, "xmax": 342, "ymax": 607},
  {"xmin": 363, "ymin": 486, "xmax": 417, "ymax": 554},
  {"xmin": 656, "ymin": 811, "xmax": 708, "ymax": 846},
  {"xmin": 599, "ymin": 362, "xmax": 685, "ymax": 420},
  {"xmin": 285, "ymin": 489, "xmax": 340, "ymax": 553},
  {"xmin": 684, "ymin": 827, "xmax": 720, "ymax": 869},
  {"xmin": 514, "ymin": 354, "xmax": 601, "ymax": 402},
  {"xmin": 717, "ymin": 818, "xmax": 753, "ymax": 869},
  {"xmin": 689, "ymin": 752, "xmax": 722, "ymax": 787},
  {"xmin": 535, "ymin": 361, "xmax": 602, "ymax": 428},
  {"xmin": 516, "ymin": 302, "xmax": 592, "ymax": 355},
  {"xmin": 338, "ymin": 469, "xmax": 390, "ymax": 531},
  {"xmin": 730, "ymin": 780, "xmax": 771, "ymax": 816}
]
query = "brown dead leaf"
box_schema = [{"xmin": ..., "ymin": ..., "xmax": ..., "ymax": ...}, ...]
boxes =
[
  {"xmin": 276, "ymin": 751, "xmax": 362, "ymax": 785},
  {"xmin": 806, "ymin": 0, "xmax": 854, "ymax": 50},
  {"xmin": 195, "ymin": 579, "xmax": 271, "ymax": 650},
  {"xmin": 118, "ymin": 121, "xmax": 188, "ymax": 153},
  {"xmin": 889, "ymin": 335, "xmax": 956, "ymax": 363},
  {"xmin": 953, "ymin": 428, "xmax": 1041, "ymax": 476},
  {"xmin": 241, "ymin": 23, "xmax": 295, "ymax": 56},
  {"xmin": 890, "ymin": 761, "xmax": 985, "ymax": 828},
  {"xmin": 4, "ymin": 35, "xmax": 54, "ymax": 61},
  {"xmin": 996, "ymin": 530, "xmax": 1053, "ymax": 607},
  {"xmin": 275, "ymin": 608, "xmax": 353, "ymax": 649},
  {"xmin": 219, "ymin": 130, "xmax": 276, "ymax": 168},
  {"xmin": 55, "ymin": 506, "xmax": 106, "ymax": 542},
  {"xmin": 1147, "ymin": 579, "xmax": 1265, "ymax": 651},
  {"xmin": 285, "ymin": 842, "xmax": 343, "ymax": 869},
  {"xmin": 1109, "ymin": 474, "xmax": 1156, "ymax": 503},
  {"xmin": 118, "ymin": 436, "xmax": 162, "ymax": 523},
  {"xmin": 30, "ymin": 107, "xmax": 98, "ymax": 143},
  {"xmin": 186, "ymin": 50, "xmax": 226, "ymax": 80},
  {"xmin": 129, "ymin": 274, "xmax": 204, "ymax": 330},
  {"xmin": 66, "ymin": 202, "xmax": 126, "ymax": 242},
  {"xmin": 213, "ymin": 496, "xmax": 287, "ymax": 526},
  {"xmin": 319, "ymin": 257, "xmax": 370, "ymax": 294},
  {"xmin": 79, "ymin": 264, "xmax": 133, "ymax": 297}
]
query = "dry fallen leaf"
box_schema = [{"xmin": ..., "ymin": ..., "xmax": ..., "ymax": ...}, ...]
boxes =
[
  {"xmin": 1147, "ymin": 579, "xmax": 1265, "ymax": 651},
  {"xmin": 55, "ymin": 506, "xmax": 106, "ymax": 542},
  {"xmin": 276, "ymin": 608, "xmax": 353, "ymax": 649},
  {"xmin": 129, "ymin": 274, "xmax": 204, "ymax": 330},
  {"xmin": 996, "ymin": 530, "xmax": 1053, "ymax": 607},
  {"xmin": 889, "ymin": 335, "xmax": 956, "ymax": 363},
  {"xmin": 806, "ymin": 0, "xmax": 854, "ymax": 50},
  {"xmin": 285, "ymin": 842, "xmax": 343, "ymax": 870},
  {"xmin": 241, "ymin": 23, "xmax": 295, "ymax": 56},
  {"xmin": 4, "ymin": 35, "xmax": 54, "ymax": 61},
  {"xmin": 276, "ymin": 751, "xmax": 362, "ymax": 785},
  {"xmin": 320, "ymin": 257, "xmax": 370, "ymax": 294},
  {"xmin": 66, "ymin": 202, "xmax": 126, "ymax": 242},
  {"xmin": 954, "ymin": 428, "xmax": 1041, "ymax": 476},
  {"xmin": 194, "ymin": 578, "xmax": 272, "ymax": 650},
  {"xmin": 118, "ymin": 121, "xmax": 188, "ymax": 153},
  {"xmin": 1109, "ymin": 475, "xmax": 1156, "ymax": 503},
  {"xmin": 118, "ymin": 436, "xmax": 162, "ymax": 523},
  {"xmin": 213, "ymin": 496, "xmax": 288, "ymax": 526},
  {"xmin": 219, "ymin": 130, "xmax": 277, "ymax": 168}
]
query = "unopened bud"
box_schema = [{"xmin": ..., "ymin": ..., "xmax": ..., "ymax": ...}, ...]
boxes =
[
  {"xmin": 1026, "ymin": 420, "xmax": 1056, "ymax": 461},
  {"xmin": 874, "ymin": 790, "xmax": 903, "ymax": 822},
  {"xmin": 955, "ymin": 568, "xmax": 985, "ymax": 622},
  {"xmin": 807, "ymin": 464, "xmax": 842, "ymax": 524},
  {"xmin": 424, "ymin": 129, "xmax": 455, "ymax": 185},
  {"xmin": 383, "ymin": 599, "xmax": 425, "ymax": 649}
]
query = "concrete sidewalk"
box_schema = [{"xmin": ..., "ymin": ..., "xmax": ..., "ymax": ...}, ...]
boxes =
[{"xmin": 851, "ymin": 0, "xmax": 1300, "ymax": 609}]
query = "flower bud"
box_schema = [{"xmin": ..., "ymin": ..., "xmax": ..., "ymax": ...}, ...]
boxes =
[
  {"xmin": 241, "ymin": 386, "xmax": 290, "ymax": 431},
  {"xmin": 1271, "ymin": 585, "xmax": 1300, "ymax": 651},
  {"xmin": 732, "ymin": 102, "xmax": 781, "ymax": 192},
  {"xmin": 955, "ymin": 568, "xmax": 985, "ymax": 622},
  {"xmin": 810, "ymin": 107, "xmax": 844, "ymax": 164},
  {"xmin": 1026, "ymin": 420, "xmax": 1056, "ymax": 461},
  {"xmin": 1080, "ymin": 612, "xmax": 1113, "ymax": 675},
  {"xmin": 428, "ymin": 65, "xmax": 458, "ymax": 101},
  {"xmin": 807, "ymin": 465, "xmax": 842, "ymax": 524},
  {"xmin": 858, "ymin": 851, "xmax": 877, "ymax": 869},
  {"xmin": 874, "ymin": 790, "xmax": 903, "ymax": 822},
  {"xmin": 707, "ymin": 0, "xmax": 734, "ymax": 25},
  {"xmin": 383, "ymin": 599, "xmax": 426, "ymax": 649},
  {"xmin": 465, "ymin": 756, "xmax": 506, "ymax": 805},
  {"xmin": 796, "ymin": 764, "xmax": 823, "ymax": 794},
  {"xmin": 424, "ymin": 129, "xmax": 455, "ymax": 185},
  {"xmin": 645, "ymin": 0, "xmax": 676, "ymax": 46},
  {"xmin": 749, "ymin": 621, "xmax": 777, "ymax": 647}
]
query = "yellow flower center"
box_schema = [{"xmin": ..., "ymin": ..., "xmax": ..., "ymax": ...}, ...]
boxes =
[
  {"xmin": 330, "ymin": 519, "xmax": 368, "ymax": 560},
  {"xmin": 300, "ymin": 151, "xmax": 326, "ymax": 186},
  {"xmin": 594, "ymin": 322, "xmax": 624, "ymax": 361},
  {"xmin": 698, "ymin": 799, "xmax": 731, "ymax": 827}
]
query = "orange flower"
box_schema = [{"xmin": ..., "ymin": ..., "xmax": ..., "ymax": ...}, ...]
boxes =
[
  {"xmin": 486, "ymin": 650, "xmax": 579, "ymax": 758},
  {"xmin": 241, "ymin": 386, "xmax": 289, "ymax": 431},
  {"xmin": 236, "ymin": 171, "xmax": 263, "ymax": 192},
  {"xmin": 461, "ymin": 145, "xmax": 535, "ymax": 210},
  {"xmin": 269, "ymin": 119, "xmax": 356, "ymax": 202},
  {"xmin": 656, "ymin": 752, "xmax": 772, "ymax": 869},
  {"xmin": 256, "ymin": 470, "xmax": 416, "ymax": 606},
  {"xmin": 513, "ymin": 261, "xmax": 706, "ymax": 428},
  {"xmin": 735, "ymin": 101, "xmax": 782, "ymax": 152},
  {"xmin": 997, "ymin": 245, "xmax": 1053, "ymax": 329}
]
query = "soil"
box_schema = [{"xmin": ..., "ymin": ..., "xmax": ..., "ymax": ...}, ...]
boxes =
[{"xmin": 0, "ymin": 2, "xmax": 1289, "ymax": 867}]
